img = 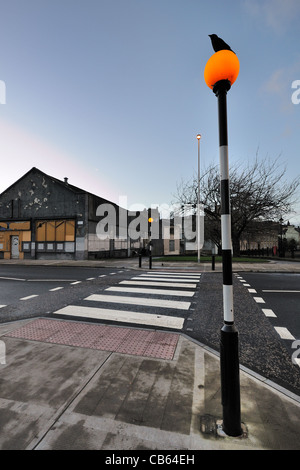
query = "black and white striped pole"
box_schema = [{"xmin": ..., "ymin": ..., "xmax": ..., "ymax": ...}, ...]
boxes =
[{"xmin": 204, "ymin": 49, "xmax": 242, "ymax": 437}]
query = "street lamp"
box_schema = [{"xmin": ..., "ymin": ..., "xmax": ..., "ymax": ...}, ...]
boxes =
[
  {"xmin": 204, "ymin": 48, "xmax": 242, "ymax": 437},
  {"xmin": 196, "ymin": 134, "xmax": 201, "ymax": 263}
]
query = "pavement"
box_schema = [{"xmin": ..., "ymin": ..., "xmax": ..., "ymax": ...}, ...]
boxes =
[
  {"xmin": 0, "ymin": 257, "xmax": 299, "ymax": 451},
  {"xmin": 1, "ymin": 256, "xmax": 300, "ymax": 272}
]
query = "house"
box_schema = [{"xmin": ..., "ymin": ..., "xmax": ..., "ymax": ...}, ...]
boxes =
[{"xmin": 0, "ymin": 167, "xmax": 129, "ymax": 260}]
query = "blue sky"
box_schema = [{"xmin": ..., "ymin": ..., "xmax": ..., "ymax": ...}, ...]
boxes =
[{"xmin": 0, "ymin": 0, "xmax": 299, "ymax": 223}]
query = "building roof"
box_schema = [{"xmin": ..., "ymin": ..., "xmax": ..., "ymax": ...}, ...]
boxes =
[{"xmin": 0, "ymin": 167, "xmax": 114, "ymax": 204}]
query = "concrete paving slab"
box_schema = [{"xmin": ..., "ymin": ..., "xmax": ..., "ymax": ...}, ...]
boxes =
[{"xmin": 0, "ymin": 317, "xmax": 299, "ymax": 450}]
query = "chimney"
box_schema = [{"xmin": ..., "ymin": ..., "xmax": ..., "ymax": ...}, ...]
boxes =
[{"xmin": 64, "ymin": 177, "xmax": 68, "ymax": 184}]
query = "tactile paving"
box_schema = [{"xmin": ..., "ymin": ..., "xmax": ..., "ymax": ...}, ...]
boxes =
[{"xmin": 5, "ymin": 318, "xmax": 179, "ymax": 360}]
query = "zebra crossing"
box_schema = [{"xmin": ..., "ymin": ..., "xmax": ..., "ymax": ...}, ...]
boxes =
[{"xmin": 53, "ymin": 271, "xmax": 201, "ymax": 330}]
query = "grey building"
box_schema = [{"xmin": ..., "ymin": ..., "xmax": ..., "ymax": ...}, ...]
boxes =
[{"xmin": 0, "ymin": 167, "xmax": 128, "ymax": 260}]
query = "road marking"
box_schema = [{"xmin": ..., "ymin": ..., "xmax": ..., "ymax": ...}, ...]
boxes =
[
  {"xmin": 133, "ymin": 276, "xmax": 198, "ymax": 284},
  {"xmin": 84, "ymin": 294, "xmax": 191, "ymax": 310},
  {"xmin": 248, "ymin": 288, "xmax": 257, "ymax": 293},
  {"xmin": 49, "ymin": 287, "xmax": 64, "ymax": 292},
  {"xmin": 106, "ymin": 286, "xmax": 195, "ymax": 297},
  {"xmin": 99, "ymin": 275, "xmax": 106, "ymax": 277},
  {"xmin": 262, "ymin": 308, "xmax": 277, "ymax": 317},
  {"xmin": 20, "ymin": 294, "xmax": 39, "ymax": 301},
  {"xmin": 274, "ymin": 327, "xmax": 295, "ymax": 340},
  {"xmin": 0, "ymin": 305, "xmax": 6, "ymax": 308},
  {"xmin": 70, "ymin": 281, "xmax": 81, "ymax": 285},
  {"xmin": 120, "ymin": 280, "xmax": 197, "ymax": 289},
  {"xmin": 0, "ymin": 276, "xmax": 26, "ymax": 281},
  {"xmin": 262, "ymin": 290, "xmax": 300, "ymax": 293},
  {"xmin": 145, "ymin": 272, "xmax": 201, "ymax": 278},
  {"xmin": 27, "ymin": 279, "xmax": 77, "ymax": 282},
  {"xmin": 86, "ymin": 277, "xmax": 95, "ymax": 280},
  {"xmin": 54, "ymin": 305, "xmax": 185, "ymax": 329},
  {"xmin": 254, "ymin": 297, "xmax": 265, "ymax": 303}
]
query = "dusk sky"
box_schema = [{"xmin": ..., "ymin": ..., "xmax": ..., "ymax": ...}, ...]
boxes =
[{"xmin": 0, "ymin": 0, "xmax": 299, "ymax": 223}]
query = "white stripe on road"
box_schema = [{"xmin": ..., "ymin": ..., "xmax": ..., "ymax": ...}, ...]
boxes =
[
  {"xmin": 0, "ymin": 305, "xmax": 6, "ymax": 308},
  {"xmin": 106, "ymin": 286, "xmax": 195, "ymax": 297},
  {"xmin": 145, "ymin": 272, "xmax": 201, "ymax": 278},
  {"xmin": 262, "ymin": 308, "xmax": 277, "ymax": 318},
  {"xmin": 253, "ymin": 297, "xmax": 265, "ymax": 304},
  {"xmin": 133, "ymin": 277, "xmax": 198, "ymax": 284},
  {"xmin": 20, "ymin": 294, "xmax": 39, "ymax": 300},
  {"xmin": 27, "ymin": 279, "xmax": 77, "ymax": 282},
  {"xmin": 70, "ymin": 281, "xmax": 81, "ymax": 285},
  {"xmin": 54, "ymin": 305, "xmax": 184, "ymax": 329},
  {"xmin": 0, "ymin": 276, "xmax": 25, "ymax": 281},
  {"xmin": 49, "ymin": 287, "xmax": 64, "ymax": 292},
  {"xmin": 84, "ymin": 294, "xmax": 191, "ymax": 310},
  {"xmin": 274, "ymin": 327, "xmax": 295, "ymax": 340},
  {"xmin": 248, "ymin": 288, "xmax": 257, "ymax": 293},
  {"xmin": 262, "ymin": 290, "xmax": 300, "ymax": 293},
  {"xmin": 120, "ymin": 280, "xmax": 197, "ymax": 289}
]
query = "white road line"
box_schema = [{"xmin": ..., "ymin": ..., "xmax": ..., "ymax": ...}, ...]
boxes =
[
  {"xmin": 20, "ymin": 294, "xmax": 39, "ymax": 301},
  {"xmin": 253, "ymin": 297, "xmax": 265, "ymax": 303},
  {"xmin": 262, "ymin": 290, "xmax": 300, "ymax": 293},
  {"xmin": 84, "ymin": 294, "xmax": 191, "ymax": 310},
  {"xmin": 262, "ymin": 308, "xmax": 277, "ymax": 318},
  {"xmin": 27, "ymin": 279, "xmax": 77, "ymax": 282},
  {"xmin": 0, "ymin": 276, "xmax": 26, "ymax": 281},
  {"xmin": 274, "ymin": 327, "xmax": 295, "ymax": 340},
  {"xmin": 120, "ymin": 280, "xmax": 197, "ymax": 289},
  {"xmin": 133, "ymin": 277, "xmax": 198, "ymax": 284},
  {"xmin": 0, "ymin": 305, "xmax": 6, "ymax": 308},
  {"xmin": 106, "ymin": 286, "xmax": 195, "ymax": 297},
  {"xmin": 99, "ymin": 275, "xmax": 106, "ymax": 277},
  {"xmin": 145, "ymin": 272, "xmax": 201, "ymax": 278},
  {"xmin": 248, "ymin": 288, "xmax": 257, "ymax": 293},
  {"xmin": 70, "ymin": 281, "xmax": 81, "ymax": 285},
  {"xmin": 86, "ymin": 278, "xmax": 95, "ymax": 280},
  {"xmin": 49, "ymin": 287, "xmax": 64, "ymax": 292},
  {"xmin": 54, "ymin": 305, "xmax": 185, "ymax": 329}
]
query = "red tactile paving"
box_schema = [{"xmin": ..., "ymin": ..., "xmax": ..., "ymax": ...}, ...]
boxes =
[{"xmin": 5, "ymin": 318, "xmax": 179, "ymax": 360}]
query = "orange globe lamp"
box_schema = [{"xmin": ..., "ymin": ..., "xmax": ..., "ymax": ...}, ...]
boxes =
[{"xmin": 204, "ymin": 50, "xmax": 239, "ymax": 89}]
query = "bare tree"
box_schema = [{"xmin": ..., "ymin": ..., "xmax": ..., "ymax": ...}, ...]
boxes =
[{"xmin": 174, "ymin": 153, "xmax": 300, "ymax": 255}]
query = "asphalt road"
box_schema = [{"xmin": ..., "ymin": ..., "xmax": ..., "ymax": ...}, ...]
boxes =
[
  {"xmin": 0, "ymin": 266, "xmax": 300, "ymax": 396},
  {"xmin": 187, "ymin": 272, "xmax": 300, "ymax": 397},
  {"xmin": 239, "ymin": 272, "xmax": 300, "ymax": 343}
]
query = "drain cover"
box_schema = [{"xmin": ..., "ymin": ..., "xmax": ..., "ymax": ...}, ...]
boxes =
[{"xmin": 200, "ymin": 414, "xmax": 217, "ymax": 435}]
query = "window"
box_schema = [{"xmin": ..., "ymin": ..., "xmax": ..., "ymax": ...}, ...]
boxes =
[{"xmin": 36, "ymin": 220, "xmax": 75, "ymax": 242}]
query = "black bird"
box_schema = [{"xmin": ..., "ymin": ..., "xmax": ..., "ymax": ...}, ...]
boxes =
[{"xmin": 209, "ymin": 34, "xmax": 235, "ymax": 54}]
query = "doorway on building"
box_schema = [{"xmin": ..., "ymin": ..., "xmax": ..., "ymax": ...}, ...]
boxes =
[{"xmin": 11, "ymin": 235, "xmax": 19, "ymax": 259}]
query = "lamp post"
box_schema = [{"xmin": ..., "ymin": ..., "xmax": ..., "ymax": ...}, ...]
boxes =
[
  {"xmin": 196, "ymin": 134, "xmax": 201, "ymax": 263},
  {"xmin": 204, "ymin": 49, "xmax": 242, "ymax": 437}
]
